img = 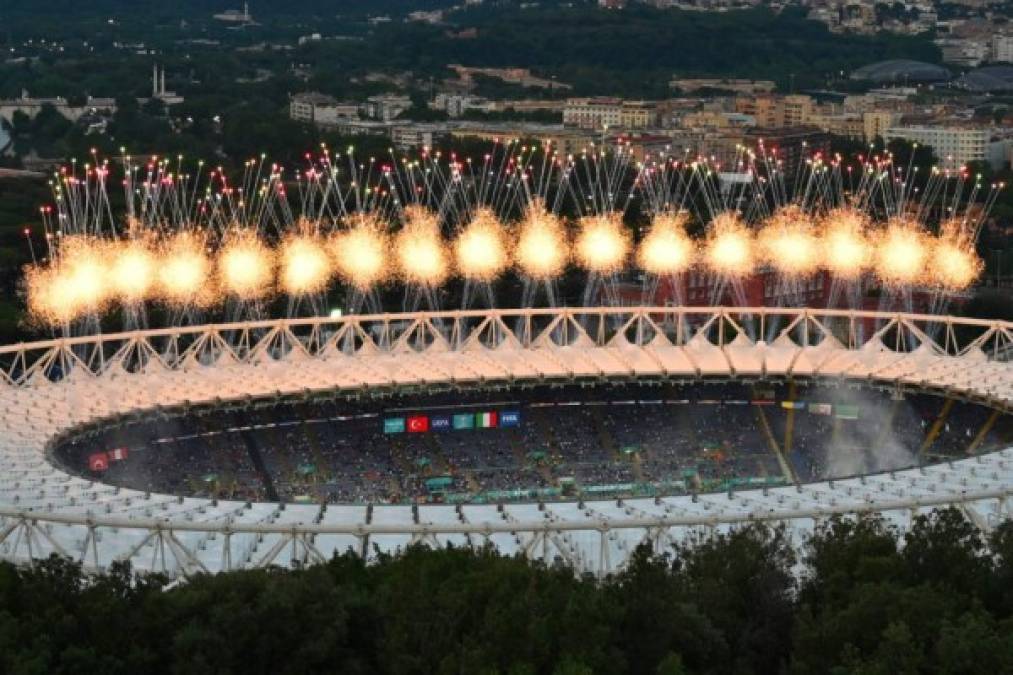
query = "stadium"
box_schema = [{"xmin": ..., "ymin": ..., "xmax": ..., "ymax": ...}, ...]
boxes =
[{"xmin": 1, "ymin": 305, "xmax": 1011, "ymax": 578}]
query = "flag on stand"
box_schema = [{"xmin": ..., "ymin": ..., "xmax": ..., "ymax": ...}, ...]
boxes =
[
  {"xmin": 407, "ymin": 415, "xmax": 430, "ymax": 433},
  {"xmin": 475, "ymin": 411, "xmax": 498, "ymax": 428},
  {"xmin": 834, "ymin": 404, "xmax": 860, "ymax": 420},
  {"xmin": 88, "ymin": 452, "xmax": 109, "ymax": 472},
  {"xmin": 383, "ymin": 417, "xmax": 406, "ymax": 434}
]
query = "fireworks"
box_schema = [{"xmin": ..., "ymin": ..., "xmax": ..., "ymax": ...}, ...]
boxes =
[
  {"xmin": 61, "ymin": 237, "xmax": 110, "ymax": 311},
  {"xmin": 26, "ymin": 265, "xmax": 82, "ymax": 326},
  {"xmin": 110, "ymin": 239, "xmax": 157, "ymax": 304},
  {"xmin": 280, "ymin": 235, "xmax": 333, "ymax": 296},
  {"xmin": 219, "ymin": 231, "xmax": 275, "ymax": 300},
  {"xmin": 820, "ymin": 208, "xmax": 872, "ymax": 281},
  {"xmin": 395, "ymin": 205, "xmax": 450, "ymax": 286},
  {"xmin": 637, "ymin": 212, "xmax": 695, "ymax": 275},
  {"xmin": 932, "ymin": 241, "xmax": 980, "ymax": 290},
  {"xmin": 454, "ymin": 209, "xmax": 510, "ymax": 282},
  {"xmin": 27, "ymin": 236, "xmax": 110, "ymax": 325},
  {"xmin": 576, "ymin": 213, "xmax": 629, "ymax": 274},
  {"xmin": 931, "ymin": 219, "xmax": 981, "ymax": 291},
  {"xmin": 515, "ymin": 206, "xmax": 568, "ymax": 280},
  {"xmin": 21, "ymin": 146, "xmax": 996, "ymax": 330},
  {"xmin": 703, "ymin": 213, "xmax": 754, "ymax": 278},
  {"xmin": 158, "ymin": 232, "xmax": 212, "ymax": 307},
  {"xmin": 757, "ymin": 206, "xmax": 820, "ymax": 278},
  {"xmin": 23, "ymin": 204, "xmax": 989, "ymax": 328},
  {"xmin": 874, "ymin": 218, "xmax": 930, "ymax": 287},
  {"xmin": 331, "ymin": 215, "xmax": 389, "ymax": 290}
]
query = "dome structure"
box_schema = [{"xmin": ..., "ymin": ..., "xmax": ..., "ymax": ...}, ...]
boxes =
[
  {"xmin": 956, "ymin": 65, "xmax": 1013, "ymax": 92},
  {"xmin": 851, "ymin": 60, "xmax": 951, "ymax": 84}
]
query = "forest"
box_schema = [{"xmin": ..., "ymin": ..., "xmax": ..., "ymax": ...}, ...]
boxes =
[
  {"xmin": 1, "ymin": 508, "xmax": 1012, "ymax": 674},
  {"xmin": 0, "ymin": 1, "xmax": 941, "ymax": 100}
]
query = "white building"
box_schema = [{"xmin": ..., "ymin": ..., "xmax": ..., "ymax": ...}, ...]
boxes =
[
  {"xmin": 993, "ymin": 34, "xmax": 1013, "ymax": 64},
  {"xmin": 289, "ymin": 93, "xmax": 358, "ymax": 126},
  {"xmin": 884, "ymin": 125, "xmax": 988, "ymax": 169},
  {"xmin": 563, "ymin": 98, "xmax": 656, "ymax": 130},
  {"xmin": 363, "ymin": 94, "xmax": 412, "ymax": 122},
  {"xmin": 213, "ymin": 2, "xmax": 253, "ymax": 23},
  {"xmin": 432, "ymin": 93, "xmax": 492, "ymax": 118},
  {"xmin": 937, "ymin": 38, "xmax": 989, "ymax": 67},
  {"xmin": 391, "ymin": 123, "xmax": 443, "ymax": 150}
]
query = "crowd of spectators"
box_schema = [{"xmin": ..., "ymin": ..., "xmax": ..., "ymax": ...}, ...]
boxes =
[{"xmin": 54, "ymin": 382, "xmax": 1012, "ymax": 505}]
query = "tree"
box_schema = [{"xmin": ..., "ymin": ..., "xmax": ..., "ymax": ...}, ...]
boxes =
[
  {"xmin": 797, "ymin": 516, "xmax": 902, "ymax": 613},
  {"xmin": 9, "ymin": 110, "xmax": 31, "ymax": 135},
  {"xmin": 902, "ymin": 508, "xmax": 988, "ymax": 598},
  {"xmin": 986, "ymin": 520, "xmax": 1013, "ymax": 618},
  {"xmin": 676, "ymin": 525, "xmax": 796, "ymax": 674},
  {"xmin": 656, "ymin": 653, "xmax": 688, "ymax": 675},
  {"xmin": 141, "ymin": 97, "xmax": 167, "ymax": 118},
  {"xmin": 30, "ymin": 103, "xmax": 72, "ymax": 139},
  {"xmin": 882, "ymin": 137, "xmax": 937, "ymax": 171},
  {"xmin": 0, "ymin": 510, "xmax": 1009, "ymax": 673}
]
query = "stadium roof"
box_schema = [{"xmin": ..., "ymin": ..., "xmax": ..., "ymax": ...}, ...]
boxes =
[
  {"xmin": 0, "ymin": 306, "xmax": 1010, "ymax": 578},
  {"xmin": 851, "ymin": 60, "xmax": 951, "ymax": 83},
  {"xmin": 956, "ymin": 65, "xmax": 1013, "ymax": 92}
]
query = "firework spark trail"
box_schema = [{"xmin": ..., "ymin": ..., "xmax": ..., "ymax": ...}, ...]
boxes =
[
  {"xmin": 631, "ymin": 153, "xmax": 695, "ymax": 307},
  {"xmin": 567, "ymin": 144, "xmax": 637, "ymax": 311},
  {"xmin": 757, "ymin": 206, "xmax": 821, "ymax": 341},
  {"xmin": 690, "ymin": 153, "xmax": 758, "ymax": 326},
  {"xmin": 443, "ymin": 141, "xmax": 536, "ymax": 310}
]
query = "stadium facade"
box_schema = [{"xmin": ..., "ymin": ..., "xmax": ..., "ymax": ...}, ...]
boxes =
[{"xmin": 0, "ymin": 306, "xmax": 1010, "ymax": 578}]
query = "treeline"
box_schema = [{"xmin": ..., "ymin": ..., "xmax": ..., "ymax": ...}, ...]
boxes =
[{"xmin": 1, "ymin": 508, "xmax": 1012, "ymax": 674}]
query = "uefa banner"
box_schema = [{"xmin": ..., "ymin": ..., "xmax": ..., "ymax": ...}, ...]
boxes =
[
  {"xmin": 384, "ymin": 410, "xmax": 522, "ymax": 433},
  {"xmin": 500, "ymin": 411, "xmax": 521, "ymax": 427}
]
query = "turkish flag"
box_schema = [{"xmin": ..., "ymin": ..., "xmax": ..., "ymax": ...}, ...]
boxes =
[
  {"xmin": 88, "ymin": 453, "xmax": 109, "ymax": 472},
  {"xmin": 407, "ymin": 415, "xmax": 429, "ymax": 433}
]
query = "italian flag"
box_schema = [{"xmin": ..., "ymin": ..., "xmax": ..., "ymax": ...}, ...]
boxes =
[{"xmin": 475, "ymin": 411, "xmax": 498, "ymax": 428}]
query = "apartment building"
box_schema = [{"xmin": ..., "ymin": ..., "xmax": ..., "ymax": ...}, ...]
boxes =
[
  {"xmin": 563, "ymin": 98, "xmax": 657, "ymax": 130},
  {"xmin": 884, "ymin": 124, "xmax": 988, "ymax": 168}
]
